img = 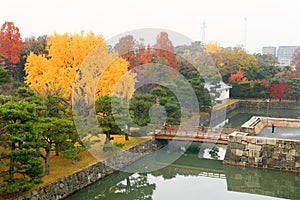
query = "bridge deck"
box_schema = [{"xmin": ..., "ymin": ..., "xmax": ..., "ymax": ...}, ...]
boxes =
[{"xmin": 153, "ymin": 127, "xmax": 238, "ymax": 144}]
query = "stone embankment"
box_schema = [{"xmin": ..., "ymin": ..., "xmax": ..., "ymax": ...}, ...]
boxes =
[
  {"xmin": 224, "ymin": 132, "xmax": 300, "ymax": 172},
  {"xmin": 16, "ymin": 139, "xmax": 164, "ymax": 200}
]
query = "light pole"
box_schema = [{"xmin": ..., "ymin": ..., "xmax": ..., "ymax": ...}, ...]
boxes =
[{"xmin": 266, "ymin": 99, "xmax": 270, "ymax": 126}]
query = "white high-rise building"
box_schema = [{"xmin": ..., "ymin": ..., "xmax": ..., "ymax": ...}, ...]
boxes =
[
  {"xmin": 277, "ymin": 46, "xmax": 300, "ymax": 68},
  {"xmin": 262, "ymin": 46, "xmax": 276, "ymax": 57}
]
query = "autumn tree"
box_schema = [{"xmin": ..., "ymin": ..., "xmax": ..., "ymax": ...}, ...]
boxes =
[
  {"xmin": 204, "ymin": 41, "xmax": 222, "ymax": 54},
  {"xmin": 292, "ymin": 47, "xmax": 300, "ymax": 77},
  {"xmin": 0, "ymin": 22, "xmax": 24, "ymax": 65},
  {"xmin": 25, "ymin": 31, "xmax": 135, "ymax": 101},
  {"xmin": 115, "ymin": 35, "xmax": 137, "ymax": 70},
  {"xmin": 154, "ymin": 32, "xmax": 178, "ymax": 71},
  {"xmin": 208, "ymin": 47, "xmax": 259, "ymax": 81},
  {"xmin": 115, "ymin": 36, "xmax": 152, "ymax": 77},
  {"xmin": 228, "ymin": 69, "xmax": 248, "ymax": 84},
  {"xmin": 270, "ymin": 80, "xmax": 291, "ymax": 101},
  {"xmin": 0, "ymin": 22, "xmax": 25, "ymax": 80}
]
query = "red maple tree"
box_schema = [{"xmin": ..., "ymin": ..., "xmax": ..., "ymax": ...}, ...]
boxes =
[
  {"xmin": 0, "ymin": 22, "xmax": 24, "ymax": 65},
  {"xmin": 270, "ymin": 80, "xmax": 291, "ymax": 100},
  {"xmin": 154, "ymin": 32, "xmax": 178, "ymax": 71},
  {"xmin": 228, "ymin": 69, "xmax": 248, "ymax": 84}
]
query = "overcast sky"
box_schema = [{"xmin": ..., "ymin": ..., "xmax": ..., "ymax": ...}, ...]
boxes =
[{"xmin": 1, "ymin": 0, "xmax": 300, "ymax": 53}]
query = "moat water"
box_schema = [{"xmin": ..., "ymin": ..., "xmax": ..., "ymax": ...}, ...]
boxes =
[
  {"xmin": 66, "ymin": 107, "xmax": 300, "ymax": 200},
  {"xmin": 66, "ymin": 148, "xmax": 300, "ymax": 200}
]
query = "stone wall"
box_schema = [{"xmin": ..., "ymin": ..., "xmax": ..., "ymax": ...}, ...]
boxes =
[
  {"xmin": 16, "ymin": 139, "xmax": 164, "ymax": 200},
  {"xmin": 238, "ymin": 101, "xmax": 300, "ymax": 110},
  {"xmin": 224, "ymin": 132, "xmax": 300, "ymax": 172}
]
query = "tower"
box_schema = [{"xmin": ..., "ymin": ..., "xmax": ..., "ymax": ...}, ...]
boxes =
[
  {"xmin": 201, "ymin": 20, "xmax": 207, "ymax": 44},
  {"xmin": 244, "ymin": 17, "xmax": 247, "ymax": 51}
]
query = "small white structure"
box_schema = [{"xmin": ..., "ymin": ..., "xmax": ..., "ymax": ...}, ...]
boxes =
[{"xmin": 204, "ymin": 81, "xmax": 232, "ymax": 102}]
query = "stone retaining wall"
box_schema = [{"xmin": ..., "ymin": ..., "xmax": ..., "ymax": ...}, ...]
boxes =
[
  {"xmin": 238, "ymin": 101, "xmax": 300, "ymax": 110},
  {"xmin": 224, "ymin": 132, "xmax": 300, "ymax": 172},
  {"xmin": 16, "ymin": 139, "xmax": 164, "ymax": 200}
]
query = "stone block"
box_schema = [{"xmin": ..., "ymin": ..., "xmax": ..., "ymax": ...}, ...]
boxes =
[
  {"xmin": 266, "ymin": 138, "xmax": 277, "ymax": 145},
  {"xmin": 228, "ymin": 135, "xmax": 235, "ymax": 142},
  {"xmin": 248, "ymin": 143, "xmax": 262, "ymax": 151},
  {"xmin": 247, "ymin": 136, "xmax": 256, "ymax": 144},
  {"xmin": 236, "ymin": 149, "xmax": 244, "ymax": 156},
  {"xmin": 242, "ymin": 151, "xmax": 249, "ymax": 157},
  {"xmin": 234, "ymin": 136, "xmax": 242, "ymax": 143},
  {"xmin": 254, "ymin": 157, "xmax": 262, "ymax": 163},
  {"xmin": 256, "ymin": 138, "xmax": 266, "ymax": 145},
  {"xmin": 286, "ymin": 154, "xmax": 294, "ymax": 161},
  {"xmin": 289, "ymin": 149, "xmax": 296, "ymax": 156}
]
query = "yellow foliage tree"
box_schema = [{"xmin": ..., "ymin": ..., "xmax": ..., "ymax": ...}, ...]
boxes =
[
  {"xmin": 204, "ymin": 41, "xmax": 222, "ymax": 54},
  {"xmin": 25, "ymin": 31, "xmax": 136, "ymax": 101}
]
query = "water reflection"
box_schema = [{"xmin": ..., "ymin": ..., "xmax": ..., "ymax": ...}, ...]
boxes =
[
  {"xmin": 67, "ymin": 152, "xmax": 300, "ymax": 200},
  {"xmin": 225, "ymin": 165, "xmax": 300, "ymax": 200}
]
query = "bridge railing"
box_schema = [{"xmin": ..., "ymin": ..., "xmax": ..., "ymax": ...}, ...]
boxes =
[{"xmin": 154, "ymin": 125, "xmax": 238, "ymax": 141}]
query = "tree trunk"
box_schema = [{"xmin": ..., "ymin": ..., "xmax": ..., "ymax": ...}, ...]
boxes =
[
  {"xmin": 9, "ymin": 142, "xmax": 16, "ymax": 177},
  {"xmin": 125, "ymin": 124, "xmax": 130, "ymax": 141},
  {"xmin": 45, "ymin": 149, "xmax": 50, "ymax": 175},
  {"xmin": 105, "ymin": 132, "xmax": 110, "ymax": 144},
  {"xmin": 103, "ymin": 132, "xmax": 111, "ymax": 152}
]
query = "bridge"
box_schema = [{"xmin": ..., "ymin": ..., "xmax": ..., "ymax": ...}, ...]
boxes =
[{"xmin": 152, "ymin": 126, "xmax": 238, "ymax": 144}]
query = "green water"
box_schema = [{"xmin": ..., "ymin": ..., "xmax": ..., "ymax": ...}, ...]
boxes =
[
  {"xmin": 66, "ymin": 107, "xmax": 300, "ymax": 200},
  {"xmin": 224, "ymin": 107, "xmax": 300, "ymax": 128},
  {"xmin": 66, "ymin": 149, "xmax": 300, "ymax": 200}
]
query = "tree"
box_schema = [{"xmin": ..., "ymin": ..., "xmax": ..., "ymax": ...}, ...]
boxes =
[
  {"xmin": 204, "ymin": 41, "xmax": 222, "ymax": 54},
  {"xmin": 23, "ymin": 35, "xmax": 48, "ymax": 56},
  {"xmin": 0, "ymin": 100, "xmax": 43, "ymax": 194},
  {"xmin": 228, "ymin": 69, "xmax": 248, "ymax": 84},
  {"xmin": 114, "ymin": 35, "xmax": 137, "ymax": 70},
  {"xmin": 13, "ymin": 87, "xmax": 82, "ymax": 175},
  {"xmin": 253, "ymin": 53, "xmax": 279, "ymax": 79},
  {"xmin": 292, "ymin": 47, "xmax": 300, "ymax": 78},
  {"xmin": 25, "ymin": 31, "xmax": 103, "ymax": 99},
  {"xmin": 0, "ymin": 22, "xmax": 25, "ymax": 65},
  {"xmin": 25, "ymin": 31, "xmax": 134, "ymax": 101},
  {"xmin": 0, "ymin": 67, "xmax": 10, "ymax": 83},
  {"xmin": 270, "ymin": 80, "xmax": 291, "ymax": 101},
  {"xmin": 208, "ymin": 47, "xmax": 259, "ymax": 81},
  {"xmin": 287, "ymin": 78, "xmax": 300, "ymax": 102},
  {"xmin": 38, "ymin": 94, "xmax": 82, "ymax": 175},
  {"xmin": 154, "ymin": 32, "xmax": 178, "ymax": 71},
  {"xmin": 95, "ymin": 95, "xmax": 126, "ymax": 151}
]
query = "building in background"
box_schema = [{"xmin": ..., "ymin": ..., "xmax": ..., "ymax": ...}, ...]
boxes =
[
  {"xmin": 262, "ymin": 46, "xmax": 276, "ymax": 57},
  {"xmin": 277, "ymin": 46, "xmax": 300, "ymax": 68}
]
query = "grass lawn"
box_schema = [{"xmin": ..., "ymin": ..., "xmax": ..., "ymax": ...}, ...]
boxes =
[{"xmin": 39, "ymin": 134, "xmax": 150, "ymax": 186}]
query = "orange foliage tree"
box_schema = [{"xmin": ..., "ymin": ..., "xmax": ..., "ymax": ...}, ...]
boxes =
[
  {"xmin": 0, "ymin": 22, "xmax": 24, "ymax": 65},
  {"xmin": 25, "ymin": 32, "xmax": 136, "ymax": 101},
  {"xmin": 228, "ymin": 69, "xmax": 248, "ymax": 84},
  {"xmin": 154, "ymin": 32, "xmax": 178, "ymax": 71}
]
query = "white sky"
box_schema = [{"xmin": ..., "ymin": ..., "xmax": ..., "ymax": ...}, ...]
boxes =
[{"xmin": 1, "ymin": 0, "xmax": 300, "ymax": 53}]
